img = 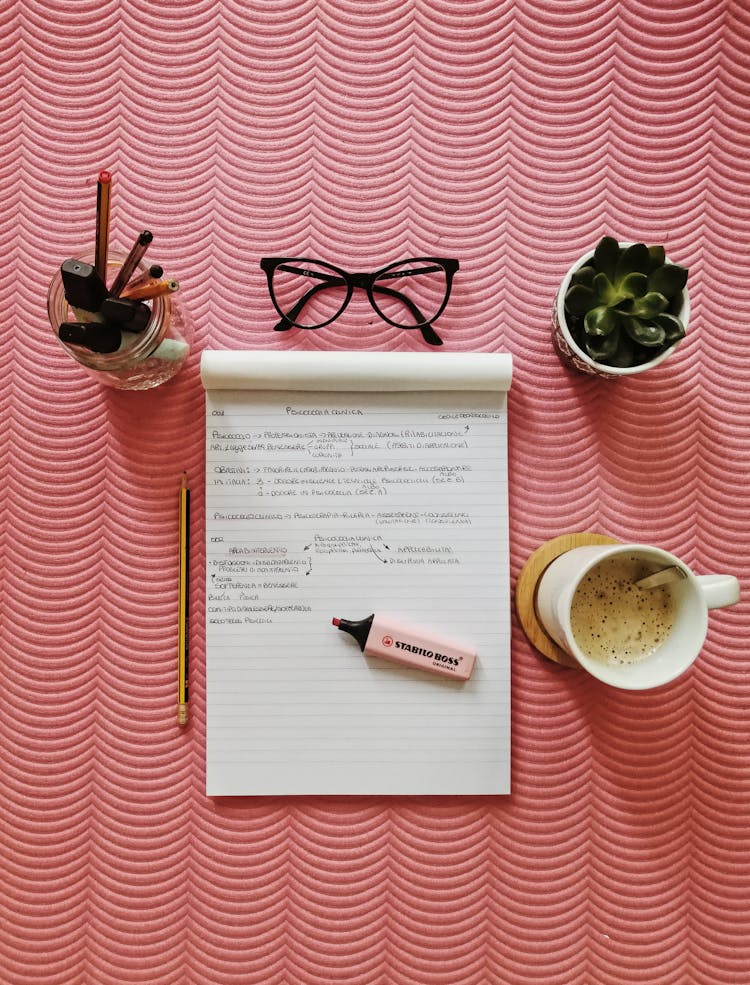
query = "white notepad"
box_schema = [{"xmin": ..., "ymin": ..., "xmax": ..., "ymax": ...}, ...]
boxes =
[{"xmin": 201, "ymin": 351, "xmax": 513, "ymax": 796}]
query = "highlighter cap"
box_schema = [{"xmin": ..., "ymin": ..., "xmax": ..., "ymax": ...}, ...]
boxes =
[
  {"xmin": 60, "ymin": 258, "xmax": 109, "ymax": 311},
  {"xmin": 332, "ymin": 615, "xmax": 374, "ymax": 651},
  {"xmin": 58, "ymin": 321, "xmax": 121, "ymax": 354}
]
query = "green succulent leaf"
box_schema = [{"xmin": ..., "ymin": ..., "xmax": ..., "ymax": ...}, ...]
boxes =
[
  {"xmin": 619, "ymin": 272, "xmax": 649, "ymax": 299},
  {"xmin": 608, "ymin": 333, "xmax": 637, "ymax": 367},
  {"xmin": 565, "ymin": 283, "xmax": 595, "ymax": 316},
  {"xmin": 629, "ymin": 291, "xmax": 669, "ymax": 319},
  {"xmin": 586, "ymin": 330, "xmax": 620, "ymax": 362},
  {"xmin": 570, "ymin": 265, "xmax": 596, "ymax": 288},
  {"xmin": 647, "ymin": 245, "xmax": 666, "ymax": 271},
  {"xmin": 584, "ymin": 305, "xmax": 618, "ymax": 337},
  {"xmin": 593, "ymin": 236, "xmax": 620, "ymax": 281},
  {"xmin": 654, "ymin": 313, "xmax": 686, "ymax": 342},
  {"xmin": 615, "ymin": 243, "xmax": 651, "ymax": 282},
  {"xmin": 648, "ymin": 263, "xmax": 688, "ymax": 299},
  {"xmin": 621, "ymin": 315, "xmax": 667, "ymax": 347},
  {"xmin": 613, "ymin": 297, "xmax": 634, "ymax": 313},
  {"xmin": 592, "ymin": 272, "xmax": 618, "ymax": 305}
]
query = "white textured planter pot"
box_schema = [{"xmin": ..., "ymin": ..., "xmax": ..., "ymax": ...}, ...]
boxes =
[{"xmin": 552, "ymin": 244, "xmax": 690, "ymax": 379}]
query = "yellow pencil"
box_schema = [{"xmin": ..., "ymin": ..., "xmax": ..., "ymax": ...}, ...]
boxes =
[
  {"xmin": 94, "ymin": 170, "xmax": 112, "ymax": 283},
  {"xmin": 178, "ymin": 472, "xmax": 190, "ymax": 726},
  {"xmin": 121, "ymin": 278, "xmax": 179, "ymax": 301}
]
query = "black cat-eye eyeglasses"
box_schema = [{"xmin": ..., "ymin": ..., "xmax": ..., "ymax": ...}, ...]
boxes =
[{"xmin": 260, "ymin": 257, "xmax": 459, "ymax": 346}]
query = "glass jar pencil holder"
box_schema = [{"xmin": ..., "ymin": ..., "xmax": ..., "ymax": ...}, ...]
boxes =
[{"xmin": 47, "ymin": 251, "xmax": 193, "ymax": 390}]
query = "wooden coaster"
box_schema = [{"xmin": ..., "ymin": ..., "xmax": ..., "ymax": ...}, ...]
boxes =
[{"xmin": 515, "ymin": 532, "xmax": 620, "ymax": 667}]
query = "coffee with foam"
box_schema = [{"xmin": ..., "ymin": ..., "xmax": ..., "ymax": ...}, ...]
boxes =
[{"xmin": 570, "ymin": 553, "xmax": 676, "ymax": 665}]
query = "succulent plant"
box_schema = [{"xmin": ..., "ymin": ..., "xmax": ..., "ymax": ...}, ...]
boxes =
[{"xmin": 563, "ymin": 236, "xmax": 688, "ymax": 368}]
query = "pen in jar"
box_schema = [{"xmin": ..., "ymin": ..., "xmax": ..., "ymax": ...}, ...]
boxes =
[
  {"xmin": 122, "ymin": 265, "xmax": 164, "ymax": 292},
  {"xmin": 109, "ymin": 230, "xmax": 153, "ymax": 297},
  {"xmin": 94, "ymin": 170, "xmax": 112, "ymax": 283}
]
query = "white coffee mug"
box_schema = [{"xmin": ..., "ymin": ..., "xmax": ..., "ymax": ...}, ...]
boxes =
[{"xmin": 536, "ymin": 543, "xmax": 740, "ymax": 689}]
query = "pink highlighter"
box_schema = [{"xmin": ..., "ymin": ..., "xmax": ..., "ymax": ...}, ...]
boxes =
[{"xmin": 332, "ymin": 613, "xmax": 476, "ymax": 681}]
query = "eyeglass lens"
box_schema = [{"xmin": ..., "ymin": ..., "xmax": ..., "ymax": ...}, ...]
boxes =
[
  {"xmin": 370, "ymin": 261, "xmax": 449, "ymax": 328},
  {"xmin": 270, "ymin": 260, "xmax": 450, "ymax": 330},
  {"xmin": 271, "ymin": 261, "xmax": 348, "ymax": 329}
]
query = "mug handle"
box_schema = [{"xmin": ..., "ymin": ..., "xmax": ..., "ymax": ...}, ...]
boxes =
[{"xmin": 696, "ymin": 574, "xmax": 741, "ymax": 609}]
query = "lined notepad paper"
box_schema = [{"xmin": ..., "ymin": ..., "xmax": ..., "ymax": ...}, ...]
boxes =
[{"xmin": 201, "ymin": 351, "xmax": 513, "ymax": 796}]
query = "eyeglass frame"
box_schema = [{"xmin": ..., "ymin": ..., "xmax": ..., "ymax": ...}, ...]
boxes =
[{"xmin": 259, "ymin": 256, "xmax": 459, "ymax": 347}]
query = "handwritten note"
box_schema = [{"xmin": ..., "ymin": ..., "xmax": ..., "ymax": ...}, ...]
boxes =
[{"xmin": 201, "ymin": 351, "xmax": 512, "ymax": 796}]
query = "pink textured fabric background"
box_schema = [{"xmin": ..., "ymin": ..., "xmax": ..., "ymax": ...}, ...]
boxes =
[{"xmin": 1, "ymin": 1, "xmax": 748, "ymax": 982}]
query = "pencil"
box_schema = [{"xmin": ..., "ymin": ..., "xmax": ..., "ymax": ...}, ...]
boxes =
[
  {"xmin": 123, "ymin": 265, "xmax": 164, "ymax": 292},
  {"xmin": 177, "ymin": 472, "xmax": 190, "ymax": 726},
  {"xmin": 121, "ymin": 278, "xmax": 179, "ymax": 301},
  {"xmin": 109, "ymin": 230, "xmax": 153, "ymax": 298},
  {"xmin": 94, "ymin": 170, "xmax": 112, "ymax": 283}
]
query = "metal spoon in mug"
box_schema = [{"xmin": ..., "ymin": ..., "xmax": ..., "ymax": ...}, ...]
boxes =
[{"xmin": 635, "ymin": 565, "xmax": 688, "ymax": 590}]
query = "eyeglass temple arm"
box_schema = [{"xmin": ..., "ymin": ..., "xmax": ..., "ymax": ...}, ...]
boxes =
[
  {"xmin": 273, "ymin": 277, "xmax": 442, "ymax": 345},
  {"xmin": 374, "ymin": 264, "xmax": 444, "ymax": 280},
  {"xmin": 272, "ymin": 276, "xmax": 348, "ymax": 329}
]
